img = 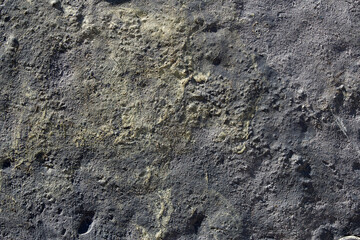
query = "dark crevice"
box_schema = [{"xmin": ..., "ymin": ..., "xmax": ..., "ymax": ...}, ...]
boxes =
[
  {"xmin": 353, "ymin": 162, "xmax": 360, "ymax": 171},
  {"xmin": 77, "ymin": 14, "xmax": 84, "ymax": 26},
  {"xmin": 298, "ymin": 117, "xmax": 308, "ymax": 133},
  {"xmin": 78, "ymin": 211, "xmax": 95, "ymax": 235},
  {"xmin": 204, "ymin": 22, "xmax": 218, "ymax": 32},
  {"xmin": 35, "ymin": 151, "xmax": 47, "ymax": 163},
  {"xmin": 104, "ymin": 0, "xmax": 131, "ymax": 5},
  {"xmin": 51, "ymin": 1, "xmax": 64, "ymax": 12},
  {"xmin": 2, "ymin": 159, "xmax": 11, "ymax": 169},
  {"xmin": 188, "ymin": 211, "xmax": 206, "ymax": 234},
  {"xmin": 212, "ymin": 57, "xmax": 222, "ymax": 66},
  {"xmin": 296, "ymin": 162, "xmax": 312, "ymax": 178}
]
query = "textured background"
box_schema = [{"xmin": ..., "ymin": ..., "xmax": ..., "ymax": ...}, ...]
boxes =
[{"xmin": 0, "ymin": 0, "xmax": 360, "ymax": 239}]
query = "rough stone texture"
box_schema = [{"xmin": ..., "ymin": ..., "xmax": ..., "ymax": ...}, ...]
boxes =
[{"xmin": 0, "ymin": 0, "xmax": 359, "ymax": 239}]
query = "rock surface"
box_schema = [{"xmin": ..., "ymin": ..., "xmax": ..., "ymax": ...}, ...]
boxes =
[{"xmin": 0, "ymin": 0, "xmax": 360, "ymax": 239}]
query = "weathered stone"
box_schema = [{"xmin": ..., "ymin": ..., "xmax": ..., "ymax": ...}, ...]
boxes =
[{"xmin": 0, "ymin": 0, "xmax": 360, "ymax": 239}]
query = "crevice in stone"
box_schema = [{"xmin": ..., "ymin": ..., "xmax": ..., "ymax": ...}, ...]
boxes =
[{"xmin": 78, "ymin": 211, "xmax": 95, "ymax": 235}]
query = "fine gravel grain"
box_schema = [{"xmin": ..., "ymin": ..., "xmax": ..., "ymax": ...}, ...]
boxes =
[{"xmin": 0, "ymin": 0, "xmax": 360, "ymax": 239}]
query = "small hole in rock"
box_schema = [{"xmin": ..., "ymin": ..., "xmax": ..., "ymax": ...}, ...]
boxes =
[
  {"xmin": 212, "ymin": 57, "xmax": 221, "ymax": 66},
  {"xmin": 296, "ymin": 162, "xmax": 311, "ymax": 178},
  {"xmin": 77, "ymin": 14, "xmax": 84, "ymax": 25},
  {"xmin": 2, "ymin": 159, "xmax": 11, "ymax": 169},
  {"xmin": 57, "ymin": 208, "xmax": 63, "ymax": 214},
  {"xmin": 298, "ymin": 118, "xmax": 308, "ymax": 132},
  {"xmin": 302, "ymin": 181, "xmax": 315, "ymax": 194},
  {"xmin": 188, "ymin": 212, "xmax": 205, "ymax": 234},
  {"xmin": 35, "ymin": 151, "xmax": 47, "ymax": 163},
  {"xmin": 317, "ymin": 227, "xmax": 334, "ymax": 240},
  {"xmin": 78, "ymin": 211, "xmax": 95, "ymax": 235},
  {"xmin": 353, "ymin": 162, "xmax": 360, "ymax": 171},
  {"xmin": 204, "ymin": 23, "xmax": 218, "ymax": 32}
]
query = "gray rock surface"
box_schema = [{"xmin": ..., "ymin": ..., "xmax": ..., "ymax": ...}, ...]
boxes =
[{"xmin": 0, "ymin": 0, "xmax": 360, "ymax": 239}]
